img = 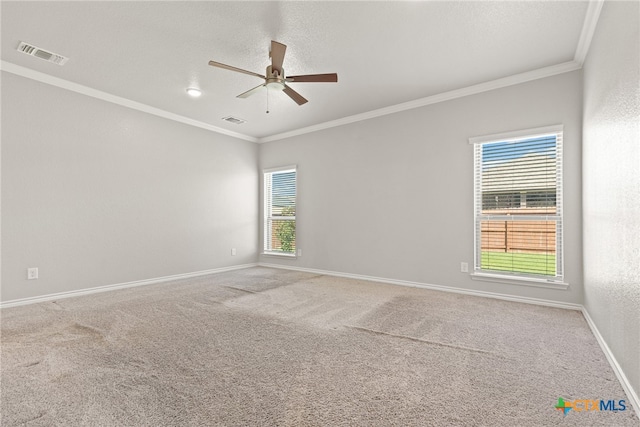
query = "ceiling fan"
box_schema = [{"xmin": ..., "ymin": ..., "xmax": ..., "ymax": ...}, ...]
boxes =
[{"xmin": 208, "ymin": 40, "xmax": 337, "ymax": 106}]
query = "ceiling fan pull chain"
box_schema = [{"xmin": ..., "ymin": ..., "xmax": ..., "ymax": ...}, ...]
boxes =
[{"xmin": 266, "ymin": 87, "xmax": 270, "ymax": 114}]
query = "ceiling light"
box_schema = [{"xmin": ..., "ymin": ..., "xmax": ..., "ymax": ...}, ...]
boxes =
[
  {"xmin": 186, "ymin": 88, "xmax": 202, "ymax": 97},
  {"xmin": 266, "ymin": 81, "xmax": 285, "ymax": 91}
]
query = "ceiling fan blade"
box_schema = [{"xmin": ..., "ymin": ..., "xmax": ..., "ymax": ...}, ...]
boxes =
[
  {"xmin": 208, "ymin": 61, "xmax": 264, "ymax": 79},
  {"xmin": 270, "ymin": 41, "xmax": 287, "ymax": 75},
  {"xmin": 283, "ymin": 85, "xmax": 308, "ymax": 105},
  {"xmin": 237, "ymin": 84, "xmax": 266, "ymax": 99},
  {"xmin": 286, "ymin": 73, "xmax": 338, "ymax": 83}
]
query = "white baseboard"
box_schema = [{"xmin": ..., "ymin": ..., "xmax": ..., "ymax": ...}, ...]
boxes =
[
  {"xmin": 582, "ymin": 308, "xmax": 640, "ymax": 415},
  {"xmin": 258, "ymin": 263, "xmax": 582, "ymax": 311},
  {"xmin": 0, "ymin": 263, "xmax": 258, "ymax": 309}
]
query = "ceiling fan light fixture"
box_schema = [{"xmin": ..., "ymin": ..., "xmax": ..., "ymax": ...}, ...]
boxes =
[
  {"xmin": 186, "ymin": 87, "xmax": 202, "ymax": 97},
  {"xmin": 266, "ymin": 81, "xmax": 285, "ymax": 91}
]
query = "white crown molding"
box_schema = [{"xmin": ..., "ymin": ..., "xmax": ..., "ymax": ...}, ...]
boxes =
[
  {"xmin": 582, "ymin": 308, "xmax": 640, "ymax": 414},
  {"xmin": 258, "ymin": 262, "xmax": 582, "ymax": 311},
  {"xmin": 258, "ymin": 61, "xmax": 582, "ymax": 143},
  {"xmin": 0, "ymin": 61, "xmax": 258, "ymax": 143},
  {"xmin": 0, "ymin": 263, "xmax": 258, "ymax": 309},
  {"xmin": 2, "ymin": 58, "xmax": 583, "ymax": 146},
  {"xmin": 574, "ymin": 0, "xmax": 605, "ymax": 65}
]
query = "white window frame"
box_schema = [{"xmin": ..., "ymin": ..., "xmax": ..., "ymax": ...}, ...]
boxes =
[
  {"xmin": 469, "ymin": 125, "xmax": 567, "ymax": 289},
  {"xmin": 263, "ymin": 165, "xmax": 297, "ymax": 257}
]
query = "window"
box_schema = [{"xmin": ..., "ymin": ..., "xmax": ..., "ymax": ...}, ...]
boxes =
[
  {"xmin": 264, "ymin": 166, "xmax": 296, "ymax": 255},
  {"xmin": 471, "ymin": 126, "xmax": 563, "ymax": 283}
]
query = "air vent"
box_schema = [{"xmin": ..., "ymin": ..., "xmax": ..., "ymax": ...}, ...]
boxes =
[
  {"xmin": 222, "ymin": 116, "xmax": 246, "ymax": 125},
  {"xmin": 17, "ymin": 42, "xmax": 68, "ymax": 65}
]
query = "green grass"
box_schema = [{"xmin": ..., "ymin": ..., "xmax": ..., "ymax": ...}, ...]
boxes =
[{"xmin": 481, "ymin": 251, "xmax": 556, "ymax": 276}]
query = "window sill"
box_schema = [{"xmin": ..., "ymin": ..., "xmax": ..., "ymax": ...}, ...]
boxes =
[
  {"xmin": 261, "ymin": 252, "xmax": 297, "ymax": 259},
  {"xmin": 471, "ymin": 272, "xmax": 569, "ymax": 290}
]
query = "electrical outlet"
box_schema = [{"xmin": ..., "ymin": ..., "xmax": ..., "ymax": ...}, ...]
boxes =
[
  {"xmin": 297, "ymin": 248, "xmax": 302, "ymax": 256},
  {"xmin": 27, "ymin": 267, "xmax": 39, "ymax": 280},
  {"xmin": 231, "ymin": 248, "xmax": 237, "ymax": 256},
  {"xmin": 460, "ymin": 262, "xmax": 468, "ymax": 273}
]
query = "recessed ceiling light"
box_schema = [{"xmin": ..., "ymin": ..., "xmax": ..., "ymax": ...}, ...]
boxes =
[{"xmin": 186, "ymin": 88, "xmax": 202, "ymax": 98}]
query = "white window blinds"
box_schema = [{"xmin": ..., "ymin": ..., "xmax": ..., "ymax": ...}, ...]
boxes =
[
  {"xmin": 264, "ymin": 167, "xmax": 296, "ymax": 254},
  {"xmin": 472, "ymin": 126, "xmax": 563, "ymax": 281}
]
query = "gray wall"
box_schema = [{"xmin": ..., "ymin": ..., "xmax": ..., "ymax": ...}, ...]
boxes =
[
  {"xmin": 260, "ymin": 70, "xmax": 583, "ymax": 304},
  {"xmin": 1, "ymin": 72, "xmax": 259, "ymax": 302},
  {"xmin": 583, "ymin": 1, "xmax": 640, "ymax": 402}
]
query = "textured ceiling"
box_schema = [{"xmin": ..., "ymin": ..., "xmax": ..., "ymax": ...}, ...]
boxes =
[{"xmin": 1, "ymin": 1, "xmax": 589, "ymax": 141}]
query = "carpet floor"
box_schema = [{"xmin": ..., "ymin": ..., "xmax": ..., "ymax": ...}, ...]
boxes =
[{"xmin": 1, "ymin": 267, "xmax": 638, "ymax": 426}]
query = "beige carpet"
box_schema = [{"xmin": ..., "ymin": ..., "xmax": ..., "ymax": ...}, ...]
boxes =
[{"xmin": 1, "ymin": 267, "xmax": 637, "ymax": 426}]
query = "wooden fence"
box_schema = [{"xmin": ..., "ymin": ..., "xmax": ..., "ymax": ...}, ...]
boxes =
[{"xmin": 481, "ymin": 220, "xmax": 556, "ymax": 254}]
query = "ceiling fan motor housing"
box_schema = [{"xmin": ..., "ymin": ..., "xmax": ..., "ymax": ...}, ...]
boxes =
[{"xmin": 266, "ymin": 65, "xmax": 286, "ymax": 90}]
